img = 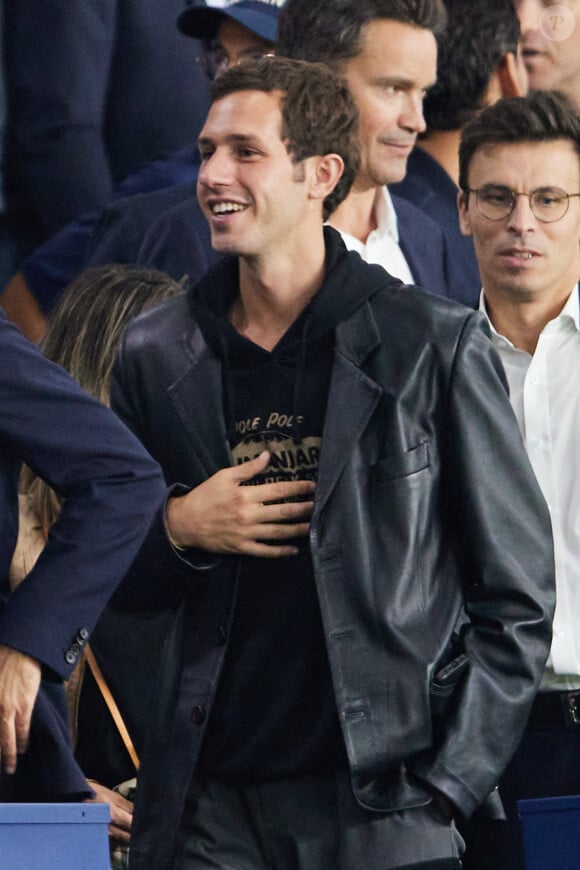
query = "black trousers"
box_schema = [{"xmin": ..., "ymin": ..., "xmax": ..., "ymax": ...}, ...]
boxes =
[{"xmin": 174, "ymin": 769, "xmax": 464, "ymax": 870}]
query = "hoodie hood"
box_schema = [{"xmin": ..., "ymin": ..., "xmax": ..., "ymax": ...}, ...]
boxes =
[
  {"xmin": 189, "ymin": 226, "xmax": 400, "ymax": 365},
  {"xmin": 188, "ymin": 226, "xmax": 401, "ymax": 443}
]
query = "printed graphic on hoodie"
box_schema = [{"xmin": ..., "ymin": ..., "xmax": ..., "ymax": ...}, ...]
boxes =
[{"xmin": 232, "ymin": 411, "xmax": 321, "ymax": 485}]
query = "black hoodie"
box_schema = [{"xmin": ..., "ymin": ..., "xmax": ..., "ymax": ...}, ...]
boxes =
[{"xmin": 194, "ymin": 228, "xmax": 399, "ymax": 783}]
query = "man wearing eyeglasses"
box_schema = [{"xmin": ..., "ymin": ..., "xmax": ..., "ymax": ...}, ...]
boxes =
[{"xmin": 458, "ymin": 89, "xmax": 580, "ymax": 870}]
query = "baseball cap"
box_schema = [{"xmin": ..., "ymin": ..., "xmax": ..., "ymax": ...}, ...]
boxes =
[{"xmin": 178, "ymin": 1, "xmax": 282, "ymax": 43}]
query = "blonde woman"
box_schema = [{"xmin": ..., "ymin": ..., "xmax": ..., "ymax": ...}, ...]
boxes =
[{"xmin": 10, "ymin": 264, "xmax": 183, "ymax": 868}]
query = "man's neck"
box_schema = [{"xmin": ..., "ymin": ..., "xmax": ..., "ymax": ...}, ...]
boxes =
[
  {"xmin": 328, "ymin": 184, "xmax": 379, "ymax": 243},
  {"xmin": 484, "ymin": 284, "xmax": 577, "ymax": 355},
  {"xmin": 231, "ymin": 240, "xmax": 326, "ymax": 352},
  {"xmin": 417, "ymin": 132, "xmax": 461, "ymax": 187},
  {"xmin": 561, "ymin": 79, "xmax": 580, "ymax": 116}
]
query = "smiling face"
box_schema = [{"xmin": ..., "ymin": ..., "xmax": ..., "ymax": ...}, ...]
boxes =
[
  {"xmin": 197, "ymin": 89, "xmax": 316, "ymax": 259},
  {"xmin": 459, "ymin": 139, "xmax": 580, "ymax": 309},
  {"xmin": 515, "ymin": 0, "xmax": 580, "ymax": 110},
  {"xmin": 342, "ymin": 19, "xmax": 437, "ymax": 189}
]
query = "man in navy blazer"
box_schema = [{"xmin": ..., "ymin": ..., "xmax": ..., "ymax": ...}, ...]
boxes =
[
  {"xmin": 0, "ymin": 310, "xmax": 164, "ymax": 795},
  {"xmin": 83, "ymin": 177, "xmax": 458, "ymax": 306},
  {"xmin": 96, "ymin": 0, "xmax": 465, "ymax": 304}
]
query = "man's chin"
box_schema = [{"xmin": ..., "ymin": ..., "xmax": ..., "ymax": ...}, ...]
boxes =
[
  {"xmin": 369, "ymin": 159, "xmax": 409, "ymax": 188},
  {"xmin": 209, "ymin": 232, "xmax": 244, "ymax": 257}
]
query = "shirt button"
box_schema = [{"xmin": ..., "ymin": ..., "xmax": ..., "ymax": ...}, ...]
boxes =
[
  {"xmin": 214, "ymin": 626, "xmax": 227, "ymax": 645},
  {"xmin": 191, "ymin": 705, "xmax": 207, "ymax": 725}
]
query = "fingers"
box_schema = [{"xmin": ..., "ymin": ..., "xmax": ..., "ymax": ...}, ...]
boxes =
[
  {"xmin": 242, "ymin": 477, "xmax": 316, "ymax": 505},
  {"xmin": 167, "ymin": 455, "xmax": 316, "ymax": 555},
  {"xmin": 231, "ymin": 450, "xmax": 272, "ymax": 483},
  {"xmin": 259, "ymin": 500, "xmax": 313, "ymax": 524},
  {"xmin": 108, "ymin": 800, "xmax": 133, "ymax": 834},
  {"xmin": 0, "ymin": 648, "xmax": 41, "ymax": 775},
  {"xmin": 250, "ymin": 522, "xmax": 312, "ymax": 541},
  {"xmin": 0, "ymin": 713, "xmax": 17, "ymax": 775},
  {"xmin": 230, "ymin": 456, "xmax": 316, "ymax": 503},
  {"xmin": 0, "ymin": 709, "xmax": 32, "ymax": 774},
  {"xmin": 242, "ymin": 541, "xmax": 304, "ymax": 558},
  {"xmin": 109, "ymin": 825, "xmax": 132, "ymax": 845},
  {"xmin": 15, "ymin": 708, "xmax": 31, "ymax": 755},
  {"xmin": 86, "ymin": 782, "xmax": 133, "ymax": 840}
]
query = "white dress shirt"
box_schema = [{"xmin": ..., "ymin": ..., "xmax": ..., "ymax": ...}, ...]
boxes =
[
  {"xmin": 334, "ymin": 187, "xmax": 415, "ymax": 284},
  {"xmin": 481, "ymin": 285, "xmax": 580, "ymax": 687}
]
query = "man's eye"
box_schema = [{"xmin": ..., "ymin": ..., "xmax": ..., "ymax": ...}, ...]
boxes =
[
  {"xmin": 239, "ymin": 50, "xmax": 269, "ymax": 63},
  {"xmin": 534, "ymin": 191, "xmax": 564, "ymax": 207},
  {"xmin": 481, "ymin": 189, "xmax": 512, "ymax": 206}
]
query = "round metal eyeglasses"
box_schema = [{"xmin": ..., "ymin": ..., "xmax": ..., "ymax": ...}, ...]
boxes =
[{"xmin": 465, "ymin": 185, "xmax": 580, "ymax": 223}]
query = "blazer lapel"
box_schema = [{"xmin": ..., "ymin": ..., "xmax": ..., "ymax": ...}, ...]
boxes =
[{"xmin": 315, "ymin": 302, "xmax": 383, "ymax": 516}]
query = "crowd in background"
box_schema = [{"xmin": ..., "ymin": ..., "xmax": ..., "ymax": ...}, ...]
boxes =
[{"xmin": 1, "ymin": 1, "xmax": 580, "ymax": 869}]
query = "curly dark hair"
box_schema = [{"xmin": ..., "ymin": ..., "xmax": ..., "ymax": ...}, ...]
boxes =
[
  {"xmin": 210, "ymin": 56, "xmax": 360, "ymax": 219},
  {"xmin": 424, "ymin": 0, "xmax": 521, "ymax": 132}
]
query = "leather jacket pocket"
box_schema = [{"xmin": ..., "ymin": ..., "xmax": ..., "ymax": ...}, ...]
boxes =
[
  {"xmin": 372, "ymin": 441, "xmax": 430, "ymax": 484},
  {"xmin": 430, "ymin": 653, "xmax": 469, "ymax": 737}
]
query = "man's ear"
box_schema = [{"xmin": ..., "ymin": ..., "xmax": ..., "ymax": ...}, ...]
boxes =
[
  {"xmin": 483, "ymin": 51, "xmax": 527, "ymax": 106},
  {"xmin": 457, "ymin": 190, "xmax": 473, "ymax": 237},
  {"xmin": 308, "ymin": 154, "xmax": 345, "ymax": 205},
  {"xmin": 497, "ymin": 50, "xmax": 527, "ymax": 98}
]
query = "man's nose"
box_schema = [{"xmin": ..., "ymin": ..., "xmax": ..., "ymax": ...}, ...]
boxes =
[
  {"xmin": 400, "ymin": 92, "xmax": 426, "ymax": 135},
  {"xmin": 507, "ymin": 194, "xmax": 538, "ymax": 233},
  {"xmin": 198, "ymin": 149, "xmax": 233, "ymax": 188},
  {"xmin": 515, "ymin": 0, "xmax": 543, "ymax": 34}
]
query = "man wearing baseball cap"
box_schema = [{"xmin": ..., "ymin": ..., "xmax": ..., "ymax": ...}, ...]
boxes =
[
  {"xmin": 0, "ymin": 0, "xmax": 280, "ymax": 341},
  {"xmin": 178, "ymin": 0, "xmax": 280, "ymax": 45}
]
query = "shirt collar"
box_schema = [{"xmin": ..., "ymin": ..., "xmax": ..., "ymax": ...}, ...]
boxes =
[
  {"xmin": 373, "ymin": 186, "xmax": 400, "ymax": 243},
  {"xmin": 479, "ymin": 284, "xmax": 580, "ymax": 344}
]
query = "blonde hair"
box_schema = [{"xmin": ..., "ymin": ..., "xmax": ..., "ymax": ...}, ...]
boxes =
[{"xmin": 22, "ymin": 264, "xmax": 184, "ymax": 528}]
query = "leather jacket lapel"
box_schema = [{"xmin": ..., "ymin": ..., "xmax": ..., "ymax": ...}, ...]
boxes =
[
  {"xmin": 315, "ymin": 303, "xmax": 383, "ymax": 516},
  {"xmin": 168, "ymin": 327, "xmax": 231, "ymax": 478}
]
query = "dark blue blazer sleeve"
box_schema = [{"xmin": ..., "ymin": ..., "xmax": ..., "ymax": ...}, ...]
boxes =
[
  {"xmin": 393, "ymin": 194, "xmax": 479, "ymax": 307},
  {"xmin": 392, "ymin": 194, "xmax": 449, "ymax": 299},
  {"xmin": 4, "ymin": 0, "xmax": 117, "ymax": 232},
  {"xmin": 0, "ymin": 311, "xmax": 166, "ymax": 678},
  {"xmin": 21, "ymin": 148, "xmax": 202, "ymax": 315}
]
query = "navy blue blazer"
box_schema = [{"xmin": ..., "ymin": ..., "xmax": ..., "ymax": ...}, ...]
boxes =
[
  {"xmin": 391, "ymin": 192, "xmax": 464, "ymax": 303},
  {"xmin": 92, "ymin": 182, "xmax": 466, "ymax": 304},
  {"xmin": 0, "ymin": 311, "xmax": 165, "ymax": 798},
  {"xmin": 392, "ymin": 147, "xmax": 481, "ymax": 307},
  {"xmin": 4, "ymin": 0, "xmax": 209, "ymax": 238}
]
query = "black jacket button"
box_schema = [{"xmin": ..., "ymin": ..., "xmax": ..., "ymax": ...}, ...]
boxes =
[
  {"xmin": 214, "ymin": 626, "xmax": 227, "ymax": 645},
  {"xmin": 65, "ymin": 650, "xmax": 77, "ymax": 665},
  {"xmin": 191, "ymin": 705, "xmax": 206, "ymax": 725},
  {"xmin": 76, "ymin": 628, "xmax": 90, "ymax": 643}
]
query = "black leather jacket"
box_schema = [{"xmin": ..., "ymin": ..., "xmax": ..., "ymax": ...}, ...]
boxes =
[{"xmin": 112, "ymin": 246, "xmax": 554, "ymax": 870}]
